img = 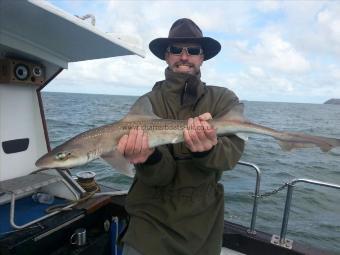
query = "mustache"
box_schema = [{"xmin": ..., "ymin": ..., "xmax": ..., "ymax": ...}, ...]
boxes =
[{"xmin": 174, "ymin": 62, "xmax": 194, "ymax": 67}]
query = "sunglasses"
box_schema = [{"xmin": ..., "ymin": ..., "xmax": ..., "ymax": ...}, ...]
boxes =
[{"xmin": 167, "ymin": 46, "xmax": 203, "ymax": 56}]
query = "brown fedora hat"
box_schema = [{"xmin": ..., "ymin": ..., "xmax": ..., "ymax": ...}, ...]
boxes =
[{"xmin": 149, "ymin": 18, "xmax": 221, "ymax": 61}]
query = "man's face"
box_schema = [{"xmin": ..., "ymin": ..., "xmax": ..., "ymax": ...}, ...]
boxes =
[{"xmin": 165, "ymin": 43, "xmax": 204, "ymax": 75}]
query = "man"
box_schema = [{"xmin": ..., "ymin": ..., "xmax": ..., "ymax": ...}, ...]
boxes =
[{"xmin": 118, "ymin": 18, "xmax": 245, "ymax": 255}]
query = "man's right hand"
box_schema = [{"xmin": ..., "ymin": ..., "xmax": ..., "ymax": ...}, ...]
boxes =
[{"xmin": 117, "ymin": 127, "xmax": 155, "ymax": 164}]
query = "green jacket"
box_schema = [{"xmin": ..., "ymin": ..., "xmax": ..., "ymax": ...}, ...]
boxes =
[{"xmin": 123, "ymin": 69, "xmax": 245, "ymax": 255}]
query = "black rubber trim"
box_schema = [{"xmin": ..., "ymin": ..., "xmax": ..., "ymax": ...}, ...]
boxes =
[{"xmin": 2, "ymin": 138, "xmax": 29, "ymax": 154}]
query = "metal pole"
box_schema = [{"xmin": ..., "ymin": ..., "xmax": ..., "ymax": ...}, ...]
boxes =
[
  {"xmin": 274, "ymin": 178, "xmax": 340, "ymax": 248},
  {"xmin": 238, "ymin": 161, "xmax": 261, "ymax": 235},
  {"xmin": 279, "ymin": 183, "xmax": 294, "ymax": 244},
  {"xmin": 249, "ymin": 165, "xmax": 261, "ymax": 234}
]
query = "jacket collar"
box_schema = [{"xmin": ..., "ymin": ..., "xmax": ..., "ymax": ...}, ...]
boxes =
[{"xmin": 162, "ymin": 68, "xmax": 206, "ymax": 107}]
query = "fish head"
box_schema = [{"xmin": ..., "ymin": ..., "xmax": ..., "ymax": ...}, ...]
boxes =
[{"xmin": 35, "ymin": 143, "xmax": 90, "ymax": 169}]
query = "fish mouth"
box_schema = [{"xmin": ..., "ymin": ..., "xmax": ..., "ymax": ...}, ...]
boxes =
[
  {"xmin": 35, "ymin": 152, "xmax": 87, "ymax": 169},
  {"xmin": 35, "ymin": 153, "xmax": 62, "ymax": 169},
  {"xmin": 35, "ymin": 156, "xmax": 52, "ymax": 169}
]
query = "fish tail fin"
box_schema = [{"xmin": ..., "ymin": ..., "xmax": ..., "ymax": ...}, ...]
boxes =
[
  {"xmin": 313, "ymin": 135, "xmax": 340, "ymax": 152},
  {"xmin": 277, "ymin": 133, "xmax": 340, "ymax": 152}
]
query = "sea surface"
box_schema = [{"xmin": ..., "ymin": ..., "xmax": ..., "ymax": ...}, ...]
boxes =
[{"xmin": 42, "ymin": 92, "xmax": 340, "ymax": 253}]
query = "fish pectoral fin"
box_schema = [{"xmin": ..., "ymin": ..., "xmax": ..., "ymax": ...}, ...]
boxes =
[
  {"xmin": 236, "ymin": 132, "xmax": 248, "ymax": 141},
  {"xmin": 122, "ymin": 96, "xmax": 161, "ymax": 122},
  {"xmin": 101, "ymin": 151, "xmax": 135, "ymax": 177}
]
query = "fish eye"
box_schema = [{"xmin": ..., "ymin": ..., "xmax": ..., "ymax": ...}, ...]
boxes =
[{"xmin": 55, "ymin": 152, "xmax": 71, "ymax": 161}]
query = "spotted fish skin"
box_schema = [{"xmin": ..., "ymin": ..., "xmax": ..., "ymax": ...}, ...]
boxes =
[{"xmin": 35, "ymin": 96, "xmax": 340, "ymax": 177}]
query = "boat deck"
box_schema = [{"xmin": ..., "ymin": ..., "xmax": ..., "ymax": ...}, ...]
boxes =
[
  {"xmin": 0, "ymin": 184, "xmax": 336, "ymax": 255},
  {"xmin": 221, "ymin": 247, "xmax": 245, "ymax": 255}
]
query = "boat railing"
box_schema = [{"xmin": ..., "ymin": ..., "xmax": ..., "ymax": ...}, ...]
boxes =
[
  {"xmin": 237, "ymin": 161, "xmax": 261, "ymax": 235},
  {"xmin": 236, "ymin": 161, "xmax": 340, "ymax": 249},
  {"xmin": 274, "ymin": 178, "xmax": 340, "ymax": 249}
]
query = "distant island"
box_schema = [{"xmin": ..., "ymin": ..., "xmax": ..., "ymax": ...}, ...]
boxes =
[{"xmin": 324, "ymin": 98, "xmax": 340, "ymax": 105}]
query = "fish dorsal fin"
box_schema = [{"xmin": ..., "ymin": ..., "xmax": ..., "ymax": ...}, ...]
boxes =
[
  {"xmin": 122, "ymin": 96, "xmax": 160, "ymax": 122},
  {"xmin": 218, "ymin": 103, "xmax": 246, "ymax": 121}
]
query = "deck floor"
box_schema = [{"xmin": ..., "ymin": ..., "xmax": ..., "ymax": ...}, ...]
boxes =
[{"xmin": 221, "ymin": 247, "xmax": 246, "ymax": 255}]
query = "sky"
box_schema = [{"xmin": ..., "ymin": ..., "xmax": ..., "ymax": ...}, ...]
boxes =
[{"xmin": 46, "ymin": 0, "xmax": 340, "ymax": 104}]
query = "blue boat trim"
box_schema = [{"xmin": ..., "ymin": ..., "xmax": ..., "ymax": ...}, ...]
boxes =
[{"xmin": 0, "ymin": 195, "xmax": 68, "ymax": 236}]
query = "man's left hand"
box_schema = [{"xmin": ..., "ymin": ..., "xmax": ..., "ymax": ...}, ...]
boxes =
[{"xmin": 184, "ymin": 113, "xmax": 217, "ymax": 152}]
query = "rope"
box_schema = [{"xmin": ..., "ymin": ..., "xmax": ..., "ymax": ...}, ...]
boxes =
[
  {"xmin": 30, "ymin": 167, "xmax": 101, "ymax": 213},
  {"xmin": 77, "ymin": 177, "xmax": 100, "ymax": 193},
  {"xmin": 45, "ymin": 186, "xmax": 99, "ymax": 214},
  {"xmin": 45, "ymin": 175, "xmax": 102, "ymax": 213}
]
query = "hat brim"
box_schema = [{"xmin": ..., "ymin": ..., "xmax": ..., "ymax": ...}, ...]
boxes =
[{"xmin": 149, "ymin": 37, "xmax": 221, "ymax": 61}]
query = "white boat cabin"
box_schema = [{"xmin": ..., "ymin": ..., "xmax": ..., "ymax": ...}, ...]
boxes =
[{"xmin": 0, "ymin": 0, "xmax": 144, "ymax": 205}]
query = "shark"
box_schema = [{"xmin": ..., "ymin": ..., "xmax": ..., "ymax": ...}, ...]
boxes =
[{"xmin": 35, "ymin": 96, "xmax": 340, "ymax": 177}]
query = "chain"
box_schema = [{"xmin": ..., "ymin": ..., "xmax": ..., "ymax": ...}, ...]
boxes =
[{"xmin": 253, "ymin": 183, "xmax": 290, "ymax": 198}]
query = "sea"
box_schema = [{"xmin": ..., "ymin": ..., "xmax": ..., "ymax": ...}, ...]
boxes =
[{"xmin": 42, "ymin": 92, "xmax": 340, "ymax": 254}]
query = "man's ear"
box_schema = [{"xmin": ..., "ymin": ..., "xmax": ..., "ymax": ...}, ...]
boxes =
[
  {"xmin": 198, "ymin": 55, "xmax": 204, "ymax": 66},
  {"xmin": 164, "ymin": 52, "xmax": 169, "ymax": 64}
]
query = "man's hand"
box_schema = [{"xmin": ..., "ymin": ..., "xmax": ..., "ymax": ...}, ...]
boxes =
[
  {"xmin": 117, "ymin": 127, "xmax": 155, "ymax": 164},
  {"xmin": 184, "ymin": 113, "xmax": 217, "ymax": 152}
]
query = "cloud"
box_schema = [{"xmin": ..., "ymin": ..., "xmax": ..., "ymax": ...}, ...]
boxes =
[
  {"xmin": 330, "ymin": 65, "xmax": 340, "ymax": 80},
  {"xmin": 249, "ymin": 66, "xmax": 265, "ymax": 77},
  {"xmin": 258, "ymin": 32, "xmax": 311, "ymax": 73},
  {"xmin": 46, "ymin": 0, "xmax": 340, "ymax": 103},
  {"xmin": 233, "ymin": 71, "xmax": 294, "ymax": 94},
  {"xmin": 275, "ymin": 2, "xmax": 340, "ymax": 58},
  {"xmin": 256, "ymin": 1, "xmax": 281, "ymax": 13},
  {"xmin": 232, "ymin": 31, "xmax": 310, "ymax": 73},
  {"xmin": 317, "ymin": 8, "xmax": 340, "ymax": 46},
  {"xmin": 52, "ymin": 54, "xmax": 166, "ymax": 93}
]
